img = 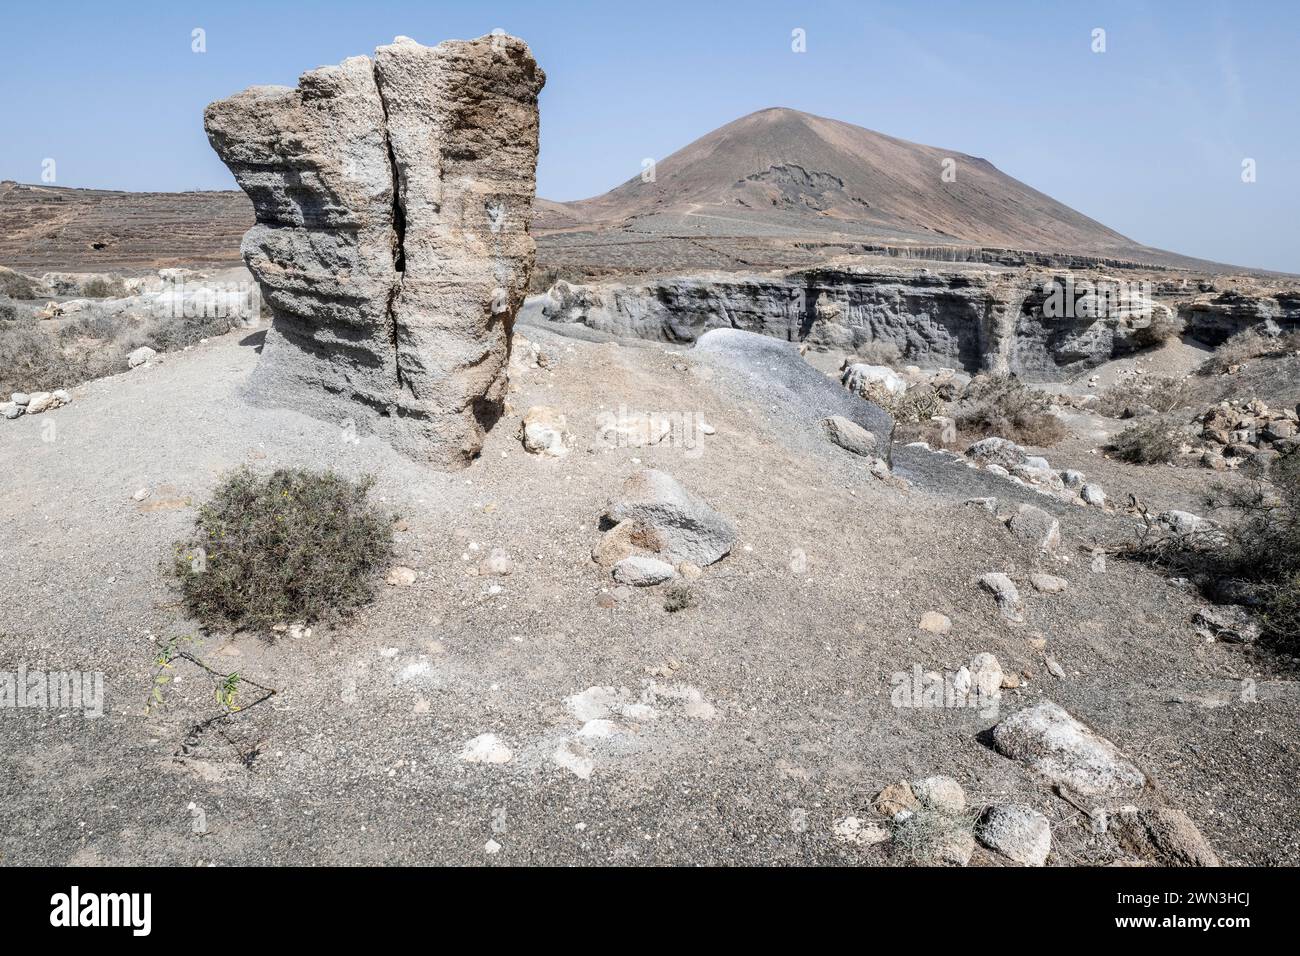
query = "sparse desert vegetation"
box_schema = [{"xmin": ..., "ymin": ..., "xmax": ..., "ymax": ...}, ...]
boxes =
[
  {"xmin": 952, "ymin": 374, "xmax": 1067, "ymax": 447},
  {"xmin": 171, "ymin": 468, "xmax": 395, "ymax": 631}
]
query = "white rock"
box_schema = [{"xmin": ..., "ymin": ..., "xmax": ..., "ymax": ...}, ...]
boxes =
[
  {"xmin": 1081, "ymin": 483, "xmax": 1107, "ymax": 507},
  {"xmin": 833, "ymin": 816, "xmax": 890, "ymax": 846},
  {"xmin": 521, "ymin": 406, "xmax": 571, "ymax": 457},
  {"xmin": 458, "ymin": 733, "xmax": 512, "ymax": 764},
  {"xmin": 910, "ymin": 775, "xmax": 966, "ymax": 813},
  {"xmin": 991, "ymin": 700, "xmax": 1146, "ymax": 796},
  {"xmin": 1030, "ymin": 573, "xmax": 1068, "ymax": 593},
  {"xmin": 478, "ymin": 548, "xmax": 513, "ymax": 576},
  {"xmin": 386, "ymin": 566, "xmax": 417, "ymax": 586},
  {"xmin": 127, "ymin": 346, "xmax": 158, "ymax": 369},
  {"xmin": 612, "ymin": 555, "xmax": 677, "ymax": 586},
  {"xmin": 977, "ymin": 804, "xmax": 1052, "ymax": 866}
]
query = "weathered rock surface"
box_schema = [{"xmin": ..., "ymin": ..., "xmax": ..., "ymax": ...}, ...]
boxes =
[
  {"xmin": 205, "ymin": 34, "xmax": 545, "ymax": 467},
  {"xmin": 692, "ymin": 328, "xmax": 894, "ymax": 460},
  {"xmin": 992, "ymin": 700, "xmax": 1146, "ymax": 797},
  {"xmin": 1109, "ymin": 806, "xmax": 1220, "ymax": 866},
  {"xmin": 603, "ymin": 469, "xmax": 736, "ymax": 567},
  {"xmin": 821, "ymin": 415, "xmax": 877, "ymax": 456},
  {"xmin": 524, "ymin": 265, "xmax": 1183, "ymax": 380},
  {"xmin": 977, "ymin": 804, "xmax": 1052, "ymax": 866}
]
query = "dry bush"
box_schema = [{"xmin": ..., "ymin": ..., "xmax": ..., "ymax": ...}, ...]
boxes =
[
  {"xmin": 0, "ymin": 266, "xmax": 43, "ymax": 300},
  {"xmin": 1130, "ymin": 309, "xmax": 1186, "ymax": 348},
  {"xmin": 171, "ymin": 468, "xmax": 396, "ymax": 631},
  {"xmin": 2, "ymin": 307, "xmax": 239, "ymax": 396},
  {"xmin": 1096, "ymin": 375, "xmax": 1193, "ymax": 418},
  {"xmin": 852, "ymin": 341, "xmax": 904, "ymax": 367},
  {"xmin": 952, "ymin": 374, "xmax": 1066, "ymax": 447},
  {"xmin": 1122, "ymin": 449, "xmax": 1300, "ymax": 653},
  {"xmin": 1107, "ymin": 415, "xmax": 1188, "ymax": 464},
  {"xmin": 1200, "ymin": 327, "xmax": 1300, "ymax": 375},
  {"xmin": 80, "ymin": 276, "xmax": 129, "ymax": 298}
]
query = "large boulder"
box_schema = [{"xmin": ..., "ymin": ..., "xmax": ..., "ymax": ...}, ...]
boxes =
[
  {"xmin": 205, "ymin": 35, "xmax": 545, "ymax": 468},
  {"xmin": 602, "ymin": 469, "xmax": 736, "ymax": 567},
  {"xmin": 991, "ymin": 701, "xmax": 1146, "ymax": 797}
]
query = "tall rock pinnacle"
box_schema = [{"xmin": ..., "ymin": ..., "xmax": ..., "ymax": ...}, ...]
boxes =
[{"xmin": 204, "ymin": 34, "xmax": 545, "ymax": 467}]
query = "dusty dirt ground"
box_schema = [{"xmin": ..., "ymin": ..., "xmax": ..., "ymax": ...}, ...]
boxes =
[{"xmin": 1, "ymin": 321, "xmax": 1297, "ymax": 866}]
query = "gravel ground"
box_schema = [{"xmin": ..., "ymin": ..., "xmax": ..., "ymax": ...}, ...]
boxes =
[{"xmin": 1, "ymin": 324, "xmax": 1296, "ymax": 866}]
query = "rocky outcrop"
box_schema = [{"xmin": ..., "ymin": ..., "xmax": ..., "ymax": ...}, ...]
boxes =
[
  {"xmin": 1179, "ymin": 289, "xmax": 1300, "ymax": 345},
  {"xmin": 205, "ymin": 34, "xmax": 544, "ymax": 467},
  {"xmin": 524, "ymin": 266, "xmax": 1176, "ymax": 381}
]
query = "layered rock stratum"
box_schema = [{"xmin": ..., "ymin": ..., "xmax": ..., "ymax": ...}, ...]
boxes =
[{"xmin": 203, "ymin": 34, "xmax": 544, "ymax": 466}]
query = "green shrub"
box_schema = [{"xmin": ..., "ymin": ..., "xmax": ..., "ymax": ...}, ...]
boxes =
[
  {"xmin": 171, "ymin": 468, "xmax": 396, "ymax": 630},
  {"xmin": 952, "ymin": 374, "xmax": 1066, "ymax": 447},
  {"xmin": 1108, "ymin": 415, "xmax": 1187, "ymax": 464}
]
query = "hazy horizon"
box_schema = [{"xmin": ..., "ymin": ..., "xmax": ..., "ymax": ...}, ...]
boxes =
[{"xmin": 1, "ymin": 0, "xmax": 1296, "ymax": 271}]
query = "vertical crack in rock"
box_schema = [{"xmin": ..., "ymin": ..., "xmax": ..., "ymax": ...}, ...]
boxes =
[
  {"xmin": 376, "ymin": 75, "xmax": 407, "ymax": 392},
  {"xmin": 205, "ymin": 34, "xmax": 544, "ymax": 468}
]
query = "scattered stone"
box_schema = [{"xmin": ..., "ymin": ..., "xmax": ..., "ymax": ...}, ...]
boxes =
[
  {"xmin": 821, "ymin": 415, "xmax": 877, "ymax": 456},
  {"xmin": 979, "ymin": 572, "xmax": 1024, "ymax": 623},
  {"xmin": 1061, "ymin": 469, "xmax": 1086, "ymax": 490},
  {"xmin": 458, "ymin": 733, "xmax": 512, "ymax": 765},
  {"xmin": 873, "ymin": 781, "xmax": 920, "ymax": 817},
  {"xmin": 842, "ymin": 363, "xmax": 907, "ymax": 398},
  {"xmin": 976, "ymin": 804, "xmax": 1052, "ymax": 866},
  {"xmin": 127, "ymin": 346, "xmax": 157, "ymax": 369},
  {"xmin": 478, "ymin": 548, "xmax": 514, "ymax": 577},
  {"xmin": 2, "ymin": 403, "xmax": 22, "ymax": 420},
  {"xmin": 595, "ymin": 409, "xmax": 671, "ymax": 447},
  {"xmin": 603, "ymin": 469, "xmax": 736, "ymax": 567},
  {"xmin": 910, "ymin": 775, "xmax": 966, "ymax": 814},
  {"xmin": 24, "ymin": 392, "xmax": 59, "ymax": 414},
  {"xmin": 919, "ymin": 611, "xmax": 952, "ymax": 635},
  {"xmin": 1007, "ymin": 503, "xmax": 1061, "ymax": 553},
  {"xmin": 1109, "ymin": 806, "xmax": 1220, "ymax": 867},
  {"xmin": 833, "ymin": 816, "xmax": 891, "ymax": 847},
  {"xmin": 10, "ymin": 392, "xmax": 30, "ymax": 406},
  {"xmin": 788, "ymin": 548, "xmax": 808, "ymax": 574},
  {"xmin": 991, "ymin": 700, "xmax": 1146, "ymax": 797},
  {"xmin": 1044, "ymin": 655, "xmax": 1067, "ymax": 680},
  {"xmin": 966, "ymin": 436, "xmax": 1029, "ymax": 470},
  {"xmin": 131, "ymin": 488, "xmax": 151, "ymax": 502},
  {"xmin": 521, "ymin": 406, "xmax": 571, "ymax": 457},
  {"xmin": 1192, "ymin": 605, "xmax": 1261, "ymax": 644},
  {"xmin": 1030, "ymin": 573, "xmax": 1068, "ymax": 594},
  {"xmin": 1081, "ymin": 483, "xmax": 1107, "ymax": 507},
  {"xmin": 968, "ymin": 652, "xmax": 1004, "ymax": 700},
  {"xmin": 677, "ymin": 561, "xmax": 703, "ymax": 580},
  {"xmin": 964, "ymin": 497, "xmax": 998, "ymax": 513},
  {"xmin": 386, "ymin": 566, "xmax": 417, "ymax": 587},
  {"xmin": 612, "ymin": 555, "xmax": 677, "ymax": 587},
  {"xmin": 553, "ymin": 739, "xmax": 594, "ymax": 779}
]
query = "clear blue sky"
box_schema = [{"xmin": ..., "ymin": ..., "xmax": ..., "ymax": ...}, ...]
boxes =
[{"xmin": 1, "ymin": 0, "xmax": 1296, "ymax": 271}]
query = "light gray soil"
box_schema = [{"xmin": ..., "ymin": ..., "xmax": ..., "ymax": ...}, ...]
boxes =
[{"xmin": 1, "ymin": 323, "xmax": 1296, "ymax": 866}]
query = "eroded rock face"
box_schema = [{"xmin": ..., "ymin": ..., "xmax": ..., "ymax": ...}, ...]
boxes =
[{"xmin": 205, "ymin": 35, "xmax": 544, "ymax": 467}]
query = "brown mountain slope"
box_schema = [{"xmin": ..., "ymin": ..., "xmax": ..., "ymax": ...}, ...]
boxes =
[{"xmin": 540, "ymin": 107, "xmax": 1137, "ymax": 253}]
